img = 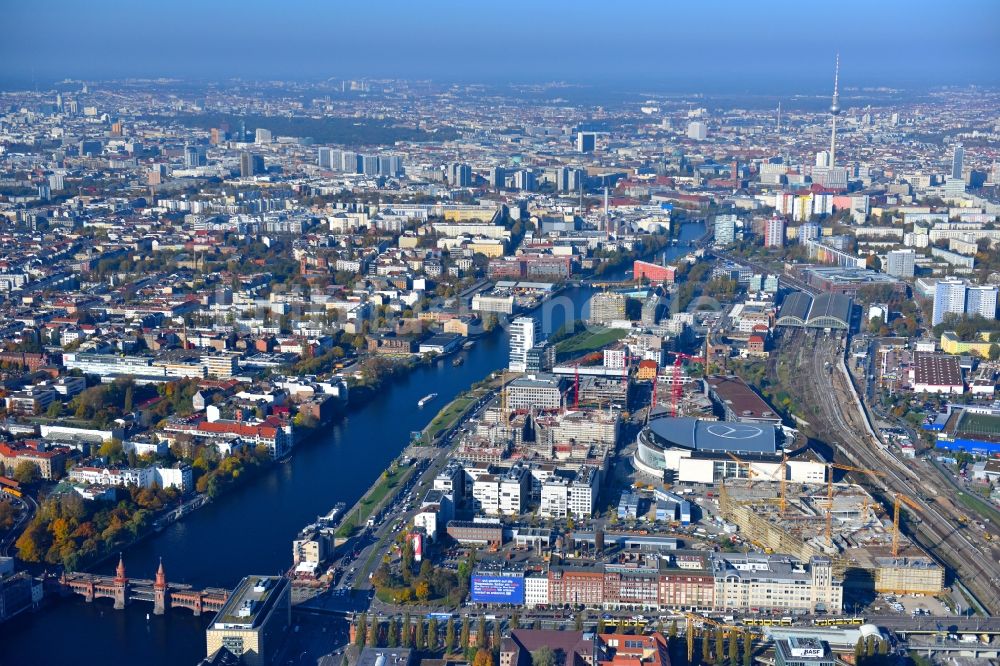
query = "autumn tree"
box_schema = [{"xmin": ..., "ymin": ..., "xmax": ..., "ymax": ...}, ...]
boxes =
[{"xmin": 473, "ymin": 648, "xmax": 495, "ymax": 666}]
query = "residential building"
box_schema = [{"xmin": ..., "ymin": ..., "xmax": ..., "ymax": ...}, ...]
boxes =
[
  {"xmin": 712, "ymin": 555, "xmax": 841, "ymax": 614},
  {"xmin": 687, "ymin": 122, "xmax": 707, "ymax": 140},
  {"xmin": 473, "ymin": 474, "xmax": 501, "ymax": 515},
  {"xmin": 509, "ymin": 317, "xmax": 539, "ymax": 372},
  {"xmin": 764, "ymin": 216, "xmax": 786, "ymax": 248},
  {"xmin": 589, "ymin": 292, "xmax": 626, "ymax": 324},
  {"xmin": 885, "ymin": 249, "xmax": 915, "ymax": 279},
  {"xmin": 500, "ymin": 464, "xmax": 530, "ymax": 515},
  {"xmin": 932, "ymin": 278, "xmax": 968, "ymax": 326}
]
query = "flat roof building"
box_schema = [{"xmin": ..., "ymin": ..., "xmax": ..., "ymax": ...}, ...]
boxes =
[
  {"xmin": 205, "ymin": 576, "xmax": 290, "ymax": 666},
  {"xmin": 910, "ymin": 353, "xmax": 963, "ymax": 394},
  {"xmin": 705, "ymin": 375, "xmax": 782, "ymax": 424}
]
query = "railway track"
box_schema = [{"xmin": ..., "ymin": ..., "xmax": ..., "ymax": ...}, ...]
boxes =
[{"xmin": 783, "ymin": 329, "xmax": 1000, "ymax": 613}]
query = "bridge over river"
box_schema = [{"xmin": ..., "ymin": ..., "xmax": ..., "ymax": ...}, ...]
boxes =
[{"xmin": 60, "ymin": 555, "xmax": 229, "ymax": 616}]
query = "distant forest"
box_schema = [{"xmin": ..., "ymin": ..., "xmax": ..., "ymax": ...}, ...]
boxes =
[{"xmin": 146, "ymin": 113, "xmax": 459, "ymax": 146}]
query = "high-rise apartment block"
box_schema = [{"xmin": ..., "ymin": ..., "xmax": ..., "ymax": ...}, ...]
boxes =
[
  {"xmin": 885, "ymin": 249, "xmax": 916, "ymax": 278},
  {"xmin": 687, "ymin": 121, "xmax": 707, "ymax": 140},
  {"xmin": 952, "ymin": 143, "xmax": 964, "ymax": 180},
  {"xmin": 764, "ymin": 216, "xmax": 785, "ymax": 248},
  {"xmin": 450, "ymin": 163, "xmax": 473, "ymax": 187},
  {"xmin": 932, "ymin": 278, "xmax": 998, "ymax": 325},
  {"xmin": 509, "ymin": 317, "xmax": 540, "ymax": 372}
]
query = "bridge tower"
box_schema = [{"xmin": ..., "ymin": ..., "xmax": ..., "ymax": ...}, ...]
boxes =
[
  {"xmin": 153, "ymin": 558, "xmax": 168, "ymax": 615},
  {"xmin": 112, "ymin": 553, "xmax": 129, "ymax": 610}
]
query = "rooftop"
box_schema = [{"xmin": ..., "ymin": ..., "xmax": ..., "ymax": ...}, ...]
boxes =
[
  {"xmin": 210, "ymin": 575, "xmax": 287, "ymax": 630},
  {"xmin": 645, "ymin": 417, "xmax": 778, "ymax": 455}
]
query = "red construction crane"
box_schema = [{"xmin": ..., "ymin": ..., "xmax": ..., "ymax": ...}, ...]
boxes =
[{"xmin": 665, "ymin": 352, "xmax": 704, "ymax": 418}]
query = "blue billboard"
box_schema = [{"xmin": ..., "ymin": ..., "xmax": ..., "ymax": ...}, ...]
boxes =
[{"xmin": 470, "ymin": 575, "xmax": 525, "ymax": 605}]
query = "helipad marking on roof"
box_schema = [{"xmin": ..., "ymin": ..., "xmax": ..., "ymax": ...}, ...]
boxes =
[{"xmin": 705, "ymin": 423, "xmax": 764, "ymax": 440}]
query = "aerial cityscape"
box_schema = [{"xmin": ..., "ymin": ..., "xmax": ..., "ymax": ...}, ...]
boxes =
[{"xmin": 1, "ymin": 2, "xmax": 1000, "ymax": 665}]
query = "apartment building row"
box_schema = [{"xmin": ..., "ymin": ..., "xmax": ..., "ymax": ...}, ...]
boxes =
[
  {"xmin": 476, "ymin": 553, "xmax": 841, "ymax": 615},
  {"xmin": 434, "ymin": 459, "xmax": 601, "ymax": 519}
]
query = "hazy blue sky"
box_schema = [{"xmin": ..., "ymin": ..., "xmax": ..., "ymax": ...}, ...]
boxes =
[{"xmin": 3, "ymin": 0, "xmax": 998, "ymax": 91}]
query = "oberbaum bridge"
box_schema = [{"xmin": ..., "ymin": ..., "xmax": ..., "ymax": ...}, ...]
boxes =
[{"xmin": 59, "ymin": 555, "xmax": 229, "ymax": 615}]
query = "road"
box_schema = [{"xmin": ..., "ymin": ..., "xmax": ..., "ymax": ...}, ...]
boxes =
[
  {"xmin": 0, "ymin": 492, "xmax": 35, "ymax": 557},
  {"xmin": 786, "ymin": 329, "xmax": 1000, "ymax": 614},
  {"xmin": 317, "ymin": 384, "xmax": 502, "ymax": 605}
]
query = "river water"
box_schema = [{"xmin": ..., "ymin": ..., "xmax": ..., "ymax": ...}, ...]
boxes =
[{"xmin": 0, "ymin": 223, "xmax": 703, "ymax": 665}]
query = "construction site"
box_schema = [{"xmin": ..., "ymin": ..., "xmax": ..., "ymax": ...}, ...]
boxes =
[{"xmin": 718, "ymin": 479, "xmax": 945, "ymax": 597}]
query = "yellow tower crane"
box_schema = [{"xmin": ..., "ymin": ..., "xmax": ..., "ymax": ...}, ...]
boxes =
[
  {"xmin": 825, "ymin": 463, "xmax": 885, "ymax": 547},
  {"xmin": 891, "ymin": 493, "xmax": 922, "ymax": 557},
  {"xmin": 685, "ymin": 612, "xmax": 757, "ymax": 662},
  {"xmin": 726, "ymin": 453, "xmax": 759, "ymax": 488}
]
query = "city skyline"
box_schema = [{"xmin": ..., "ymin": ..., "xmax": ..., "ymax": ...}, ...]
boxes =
[{"xmin": 2, "ymin": 0, "xmax": 999, "ymax": 91}]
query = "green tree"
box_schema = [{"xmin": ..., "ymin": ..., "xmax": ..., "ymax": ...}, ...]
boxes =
[
  {"xmin": 388, "ymin": 618, "xmax": 399, "ymax": 647},
  {"xmin": 742, "ymin": 631, "xmax": 753, "ymax": 666},
  {"xmin": 511, "ymin": 613, "xmax": 520, "ymax": 630},
  {"xmin": 477, "ymin": 617, "xmax": 486, "ymax": 651},
  {"xmin": 356, "ymin": 614, "xmax": 368, "ymax": 648},
  {"xmin": 531, "ymin": 647, "xmax": 556, "ymax": 666},
  {"xmin": 715, "ymin": 629, "xmax": 724, "ymax": 664},
  {"xmin": 701, "ymin": 629, "xmax": 711, "ymax": 665},
  {"xmin": 445, "ymin": 617, "xmax": 456, "ymax": 653},
  {"xmin": 404, "ymin": 612, "xmax": 413, "ymax": 648},
  {"xmin": 728, "ymin": 630, "xmax": 738, "ymax": 666},
  {"xmin": 990, "ymin": 343, "xmax": 1000, "ymax": 361},
  {"xmin": 367, "ymin": 619, "xmax": 379, "ymax": 647},
  {"xmin": 12, "ymin": 461, "xmax": 41, "ymax": 485},
  {"xmin": 123, "ymin": 385, "xmax": 134, "ymax": 412},
  {"xmin": 428, "ymin": 617, "xmax": 439, "ymax": 650},
  {"xmin": 575, "ymin": 612, "xmax": 584, "ymax": 631},
  {"xmin": 415, "ymin": 618, "xmax": 424, "ymax": 650},
  {"xmin": 461, "ymin": 616, "xmax": 471, "ymax": 652},
  {"xmin": 492, "ymin": 619, "xmax": 501, "ymax": 651}
]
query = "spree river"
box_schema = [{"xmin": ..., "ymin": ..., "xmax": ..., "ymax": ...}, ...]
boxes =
[{"xmin": 0, "ymin": 223, "xmax": 703, "ymax": 665}]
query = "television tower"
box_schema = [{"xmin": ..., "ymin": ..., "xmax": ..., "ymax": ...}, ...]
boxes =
[{"xmin": 829, "ymin": 54, "xmax": 841, "ymax": 167}]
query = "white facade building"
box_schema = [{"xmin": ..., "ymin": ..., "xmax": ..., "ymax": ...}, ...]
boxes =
[{"xmin": 509, "ymin": 317, "xmax": 538, "ymax": 372}]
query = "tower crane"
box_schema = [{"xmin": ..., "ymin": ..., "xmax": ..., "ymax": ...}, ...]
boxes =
[
  {"xmin": 726, "ymin": 452, "xmax": 759, "ymax": 488},
  {"xmin": 685, "ymin": 612, "xmax": 757, "ymax": 662},
  {"xmin": 665, "ymin": 352, "xmax": 704, "ymax": 418},
  {"xmin": 891, "ymin": 493, "xmax": 922, "ymax": 557},
  {"xmin": 824, "ymin": 463, "xmax": 885, "ymax": 547}
]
